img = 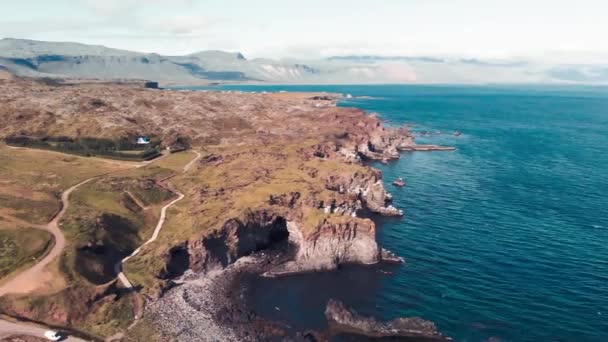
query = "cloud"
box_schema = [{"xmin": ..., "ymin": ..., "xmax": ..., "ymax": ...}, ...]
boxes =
[
  {"xmin": 79, "ymin": 0, "xmax": 194, "ymax": 15},
  {"xmin": 139, "ymin": 15, "xmax": 218, "ymax": 35},
  {"xmin": 0, "ymin": 0, "xmax": 218, "ymax": 55},
  {"xmin": 0, "ymin": 19, "xmax": 104, "ymax": 37}
]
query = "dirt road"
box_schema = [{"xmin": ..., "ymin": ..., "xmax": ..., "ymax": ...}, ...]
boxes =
[
  {"xmin": 0, "ymin": 319, "xmax": 88, "ymax": 341},
  {"xmin": 115, "ymin": 150, "xmax": 200, "ymax": 288},
  {"xmin": 0, "ymin": 178, "xmax": 95, "ymax": 296}
]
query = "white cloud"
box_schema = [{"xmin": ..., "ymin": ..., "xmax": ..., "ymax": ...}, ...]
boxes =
[
  {"xmin": 139, "ymin": 15, "xmax": 218, "ymax": 35},
  {"xmin": 2, "ymin": 0, "xmax": 608, "ymax": 63},
  {"xmin": 79, "ymin": 0, "xmax": 194, "ymax": 15}
]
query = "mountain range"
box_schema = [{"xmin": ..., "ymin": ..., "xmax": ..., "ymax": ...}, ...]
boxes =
[{"xmin": 0, "ymin": 38, "xmax": 606, "ymax": 84}]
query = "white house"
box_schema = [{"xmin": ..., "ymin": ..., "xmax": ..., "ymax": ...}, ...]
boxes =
[{"xmin": 137, "ymin": 136, "xmax": 150, "ymax": 145}]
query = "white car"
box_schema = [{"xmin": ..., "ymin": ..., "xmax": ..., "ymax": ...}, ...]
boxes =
[{"xmin": 44, "ymin": 330, "xmax": 63, "ymax": 341}]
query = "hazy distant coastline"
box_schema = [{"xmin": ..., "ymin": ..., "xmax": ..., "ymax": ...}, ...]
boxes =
[{"xmin": 1, "ymin": 38, "xmax": 607, "ymax": 86}]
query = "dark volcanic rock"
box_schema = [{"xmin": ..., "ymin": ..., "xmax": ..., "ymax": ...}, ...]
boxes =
[{"xmin": 325, "ymin": 299, "xmax": 450, "ymax": 341}]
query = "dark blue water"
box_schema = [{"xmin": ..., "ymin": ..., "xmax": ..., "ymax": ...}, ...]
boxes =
[{"xmin": 204, "ymin": 84, "xmax": 608, "ymax": 341}]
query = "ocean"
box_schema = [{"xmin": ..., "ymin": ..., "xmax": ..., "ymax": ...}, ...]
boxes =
[{"xmin": 186, "ymin": 84, "xmax": 608, "ymax": 341}]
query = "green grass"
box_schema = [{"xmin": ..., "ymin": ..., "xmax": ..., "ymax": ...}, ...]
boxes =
[
  {"xmin": 0, "ymin": 194, "xmax": 60, "ymax": 225},
  {"xmin": 0, "ymin": 137, "xmax": 377, "ymax": 337},
  {"xmin": 0, "ymin": 146, "xmax": 130, "ymax": 190},
  {"xmin": 123, "ymin": 318, "xmax": 167, "ymax": 342},
  {"xmin": 5, "ymin": 136, "xmax": 163, "ymax": 161},
  {"xmin": 0, "ymin": 282, "xmax": 134, "ymax": 340},
  {"xmin": 151, "ymin": 150, "xmax": 197, "ymax": 172},
  {"xmin": 60, "ymin": 180, "xmax": 150, "ymax": 285},
  {"xmin": 0, "ymin": 146, "xmax": 131, "ymax": 226},
  {"xmin": 27, "ymin": 160, "xmax": 180, "ymax": 334},
  {"xmin": 53, "ymin": 160, "xmax": 176, "ymax": 285},
  {"xmin": 0, "ymin": 226, "xmax": 53, "ymax": 279},
  {"xmin": 123, "ymin": 142, "xmax": 374, "ymax": 293}
]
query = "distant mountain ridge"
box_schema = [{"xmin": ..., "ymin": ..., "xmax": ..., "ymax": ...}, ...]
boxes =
[
  {"xmin": 0, "ymin": 38, "xmax": 379, "ymax": 84},
  {"xmin": 1, "ymin": 38, "xmax": 607, "ymax": 84}
]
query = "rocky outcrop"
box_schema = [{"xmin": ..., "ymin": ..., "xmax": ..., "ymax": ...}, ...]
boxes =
[
  {"xmin": 265, "ymin": 219, "xmax": 380, "ymax": 275},
  {"xmin": 398, "ymin": 144, "xmax": 456, "ymax": 152},
  {"xmin": 325, "ymin": 299, "xmax": 451, "ymax": 341},
  {"xmin": 354, "ymin": 125, "xmax": 414, "ymax": 161},
  {"xmin": 362, "ymin": 180, "xmax": 403, "ymax": 216},
  {"xmin": 323, "ymin": 170, "xmax": 402, "ymax": 217}
]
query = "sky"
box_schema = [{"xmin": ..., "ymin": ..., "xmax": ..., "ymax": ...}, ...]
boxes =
[{"xmin": 1, "ymin": 0, "xmax": 607, "ymax": 63}]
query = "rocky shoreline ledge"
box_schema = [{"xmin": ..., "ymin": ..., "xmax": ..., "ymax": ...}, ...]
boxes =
[
  {"xmin": 326, "ymin": 299, "xmax": 451, "ymax": 341},
  {"xmin": 146, "ymin": 246, "xmax": 447, "ymax": 341}
]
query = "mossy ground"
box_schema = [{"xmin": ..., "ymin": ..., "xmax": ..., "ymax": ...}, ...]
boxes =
[
  {"xmin": 124, "ymin": 141, "xmax": 372, "ymax": 294},
  {"xmin": 0, "ymin": 222, "xmax": 53, "ymax": 280},
  {"xmin": 0, "ymin": 149, "xmax": 191, "ymax": 338},
  {"xmin": 59, "ymin": 166, "xmax": 174, "ymax": 285},
  {"xmin": 0, "ymin": 141, "xmax": 376, "ymax": 338},
  {"xmin": 122, "ymin": 318, "xmax": 169, "ymax": 342},
  {"xmin": 0, "ymin": 81, "xmax": 388, "ymax": 339},
  {"xmin": 0, "ymin": 146, "xmax": 131, "ymax": 224}
]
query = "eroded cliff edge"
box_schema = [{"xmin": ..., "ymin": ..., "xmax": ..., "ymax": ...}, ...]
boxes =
[{"xmin": 128, "ymin": 97, "xmax": 421, "ymax": 294}]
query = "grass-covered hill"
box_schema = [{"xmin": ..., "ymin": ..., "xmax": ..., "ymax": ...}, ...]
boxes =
[{"xmin": 0, "ymin": 76, "xmax": 411, "ymax": 340}]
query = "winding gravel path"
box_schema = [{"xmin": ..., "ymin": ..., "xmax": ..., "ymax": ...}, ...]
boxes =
[
  {"xmin": 0, "ymin": 149, "xmax": 201, "ymax": 340},
  {"xmin": 0, "ymin": 147, "xmax": 176, "ymax": 295},
  {"xmin": 116, "ymin": 150, "xmax": 201, "ymax": 289},
  {"xmin": 0, "ymin": 178, "xmax": 96, "ymax": 296}
]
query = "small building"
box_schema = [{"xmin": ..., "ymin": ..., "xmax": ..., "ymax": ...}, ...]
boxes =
[
  {"xmin": 144, "ymin": 81, "xmax": 159, "ymax": 89},
  {"xmin": 136, "ymin": 136, "xmax": 150, "ymax": 145}
]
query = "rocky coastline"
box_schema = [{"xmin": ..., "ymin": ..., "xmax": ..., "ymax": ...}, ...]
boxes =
[
  {"xmin": 141, "ymin": 101, "xmax": 454, "ymax": 340},
  {"xmin": 0, "ymin": 77, "xmax": 454, "ymax": 340}
]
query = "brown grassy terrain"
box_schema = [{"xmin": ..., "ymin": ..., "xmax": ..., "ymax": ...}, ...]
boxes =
[
  {"xmin": 0, "ymin": 221, "xmax": 53, "ymax": 281},
  {"xmin": 0, "ymin": 78, "xmax": 410, "ymax": 339},
  {"xmin": 0, "ymin": 146, "xmax": 132, "ymax": 225},
  {"xmin": 0, "ymin": 160, "xmax": 179, "ymax": 337}
]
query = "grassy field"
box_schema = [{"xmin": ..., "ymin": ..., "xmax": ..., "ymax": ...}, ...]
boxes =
[
  {"xmin": 59, "ymin": 165, "xmax": 175, "ymax": 284},
  {"xmin": 0, "ymin": 155, "xmax": 181, "ymax": 338},
  {"xmin": 0, "ymin": 222, "xmax": 53, "ymax": 280},
  {"xmin": 151, "ymin": 150, "xmax": 197, "ymax": 172},
  {"xmin": 0, "ymin": 146, "xmax": 132, "ymax": 225},
  {"xmin": 124, "ymin": 142, "xmax": 370, "ymax": 293},
  {"xmin": 0, "ymin": 139, "xmax": 375, "ymax": 337}
]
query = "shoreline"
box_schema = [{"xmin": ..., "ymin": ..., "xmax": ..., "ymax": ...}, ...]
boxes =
[
  {"xmin": 0, "ymin": 77, "xmax": 454, "ymax": 340},
  {"xmin": 146, "ymin": 234, "xmax": 448, "ymax": 341},
  {"xmin": 135, "ymin": 87, "xmax": 456, "ymax": 341}
]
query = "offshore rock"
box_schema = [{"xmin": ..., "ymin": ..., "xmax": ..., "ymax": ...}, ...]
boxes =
[
  {"xmin": 381, "ymin": 248, "xmax": 405, "ymax": 264},
  {"xmin": 363, "ymin": 181, "xmax": 404, "ymax": 216},
  {"xmin": 398, "ymin": 144, "xmax": 456, "ymax": 152},
  {"xmin": 325, "ymin": 299, "xmax": 451, "ymax": 341}
]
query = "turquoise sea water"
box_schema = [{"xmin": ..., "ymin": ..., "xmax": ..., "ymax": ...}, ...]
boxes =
[{"xmin": 192, "ymin": 84, "xmax": 608, "ymax": 341}]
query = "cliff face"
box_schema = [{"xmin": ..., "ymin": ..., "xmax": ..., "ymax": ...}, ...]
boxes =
[
  {"xmin": 142, "ymin": 97, "xmax": 415, "ymax": 285},
  {"xmin": 157, "ymin": 132, "xmax": 409, "ymax": 278},
  {"xmin": 266, "ymin": 219, "xmax": 379, "ymax": 275},
  {"xmin": 157, "ymin": 134, "xmax": 410, "ymax": 279},
  {"xmin": 164, "ymin": 211, "xmax": 289, "ymax": 277}
]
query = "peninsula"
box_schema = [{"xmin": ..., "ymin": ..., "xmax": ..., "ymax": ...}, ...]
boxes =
[{"xmin": 0, "ymin": 74, "xmax": 453, "ymax": 341}]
